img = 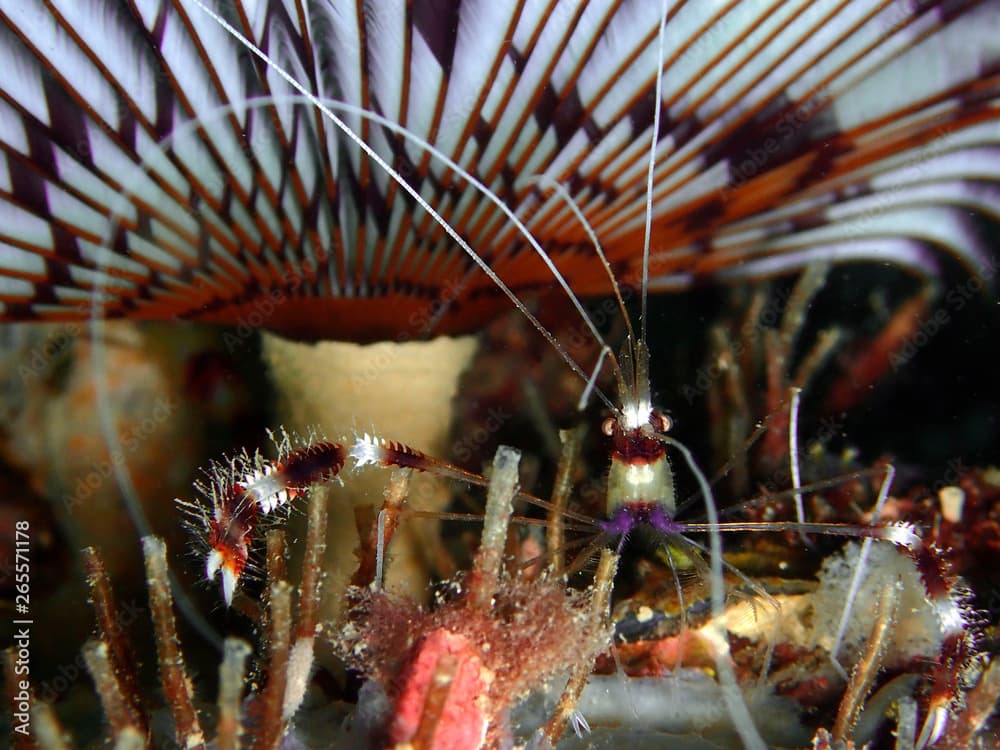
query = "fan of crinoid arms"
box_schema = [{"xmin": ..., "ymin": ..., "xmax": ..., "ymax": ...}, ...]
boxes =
[{"xmin": 0, "ymin": 1, "xmax": 998, "ymax": 342}]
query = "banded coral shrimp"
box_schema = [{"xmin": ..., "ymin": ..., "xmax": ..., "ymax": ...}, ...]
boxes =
[
  {"xmin": 164, "ymin": 282, "xmax": 984, "ymax": 749},
  {"xmin": 1, "ymin": 0, "xmax": 1000, "ymax": 748},
  {"xmin": 129, "ymin": 7, "xmax": 988, "ymax": 750}
]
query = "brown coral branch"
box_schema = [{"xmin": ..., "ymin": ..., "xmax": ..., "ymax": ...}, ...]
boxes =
[
  {"xmin": 791, "ymin": 327, "xmax": 843, "ymax": 392},
  {"xmin": 543, "ymin": 548, "xmax": 618, "ymax": 744},
  {"xmin": 738, "ymin": 286, "xmax": 768, "ymax": 381},
  {"xmin": 81, "ymin": 548, "xmax": 145, "ymax": 731},
  {"xmin": 547, "ymin": 425, "xmax": 586, "ymax": 576},
  {"xmin": 352, "ymin": 467, "xmax": 411, "ymax": 588},
  {"xmin": 265, "ymin": 529, "xmax": 287, "ymax": 586},
  {"xmin": 832, "ymin": 583, "xmax": 898, "ymax": 742},
  {"xmin": 707, "ymin": 324, "xmax": 752, "ymax": 494},
  {"xmin": 258, "ymin": 528, "xmax": 287, "ymax": 650},
  {"xmin": 251, "ymin": 528, "xmax": 288, "ymax": 648},
  {"xmin": 408, "ymin": 651, "xmax": 461, "ymax": 749},
  {"xmin": 779, "ymin": 260, "xmax": 830, "ymax": 358},
  {"xmin": 254, "ymin": 580, "xmax": 292, "ymax": 750},
  {"xmin": 29, "ymin": 701, "xmax": 73, "ymax": 750},
  {"xmin": 761, "ymin": 328, "xmax": 789, "ymax": 464},
  {"xmin": 216, "ymin": 638, "xmax": 252, "ymax": 750},
  {"xmin": 296, "ymin": 488, "xmax": 328, "ymax": 641},
  {"xmin": 282, "ymin": 489, "xmax": 329, "ymax": 720},
  {"xmin": 141, "ymin": 536, "xmax": 204, "ymax": 750},
  {"xmin": 824, "ymin": 285, "xmax": 936, "ymax": 414},
  {"xmin": 82, "ymin": 640, "xmax": 145, "ymax": 744}
]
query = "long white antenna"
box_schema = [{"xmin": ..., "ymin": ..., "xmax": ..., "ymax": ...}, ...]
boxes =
[
  {"xmin": 789, "ymin": 386, "xmax": 808, "ymax": 545},
  {"xmin": 89, "ymin": 316, "xmax": 224, "ymax": 651},
  {"xmin": 828, "ymin": 464, "xmax": 897, "ymax": 679},
  {"xmin": 188, "ymin": 0, "xmax": 620, "ymax": 413},
  {"xmin": 524, "ymin": 176, "xmax": 636, "ymax": 356},
  {"xmin": 641, "ymin": 0, "xmax": 670, "ymax": 346},
  {"xmin": 659, "ymin": 434, "xmax": 767, "ymax": 750}
]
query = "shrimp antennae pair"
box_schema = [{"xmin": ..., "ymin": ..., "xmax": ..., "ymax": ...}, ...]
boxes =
[
  {"xmin": 172, "ymin": 1, "xmax": 764, "ymax": 745},
  {"xmin": 163, "ymin": 3, "xmax": 981, "ymax": 747}
]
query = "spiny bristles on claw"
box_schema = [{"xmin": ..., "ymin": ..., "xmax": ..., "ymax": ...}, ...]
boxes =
[
  {"xmin": 908, "ymin": 540, "xmax": 977, "ymax": 642},
  {"xmin": 206, "ymin": 499, "xmax": 256, "ymax": 607},
  {"xmin": 883, "ymin": 521, "xmax": 921, "ymax": 551},
  {"xmin": 178, "ymin": 428, "xmax": 345, "ymax": 605},
  {"xmin": 898, "ymin": 537, "xmax": 981, "ymax": 749},
  {"xmin": 348, "ymin": 432, "xmax": 487, "ymax": 487},
  {"xmin": 195, "ymin": 429, "xmax": 344, "ymax": 520},
  {"xmin": 875, "ymin": 523, "xmax": 980, "ymax": 670},
  {"xmin": 242, "ymin": 441, "xmax": 346, "ymax": 513},
  {"xmin": 349, "ymin": 433, "xmax": 427, "ymax": 471},
  {"xmin": 349, "ymin": 433, "xmax": 390, "ymax": 468},
  {"xmin": 242, "ymin": 463, "xmax": 287, "ymax": 515}
]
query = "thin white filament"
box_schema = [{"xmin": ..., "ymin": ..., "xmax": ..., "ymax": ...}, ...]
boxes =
[
  {"xmin": 788, "ymin": 387, "xmax": 808, "ymax": 541},
  {"xmin": 89, "ymin": 296, "xmax": 223, "ymax": 652},
  {"xmin": 828, "ymin": 464, "xmax": 897, "ymax": 678},
  {"xmin": 663, "ymin": 541, "xmax": 689, "ymax": 648},
  {"xmin": 677, "ymin": 533, "xmax": 782, "ymax": 691},
  {"xmin": 659, "ymin": 434, "xmax": 767, "ymax": 750},
  {"xmin": 374, "ymin": 508, "xmax": 388, "ymax": 591},
  {"xmin": 578, "ymin": 345, "xmax": 612, "ymax": 412},
  {"xmin": 523, "ymin": 175, "xmax": 636, "ymax": 352},
  {"xmin": 187, "ymin": 0, "xmax": 618, "ymax": 413},
  {"xmin": 610, "ymin": 641, "xmax": 641, "ymax": 723},
  {"xmin": 642, "ymin": 0, "xmax": 670, "ymax": 345}
]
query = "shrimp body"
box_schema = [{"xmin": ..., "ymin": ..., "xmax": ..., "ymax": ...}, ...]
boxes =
[
  {"xmin": 598, "ymin": 335, "xmax": 681, "ymax": 538},
  {"xmin": 604, "ymin": 405, "xmax": 675, "ymax": 516}
]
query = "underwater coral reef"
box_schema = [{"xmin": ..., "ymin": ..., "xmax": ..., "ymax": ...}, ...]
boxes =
[{"xmin": 0, "ymin": 1, "xmax": 999, "ymax": 749}]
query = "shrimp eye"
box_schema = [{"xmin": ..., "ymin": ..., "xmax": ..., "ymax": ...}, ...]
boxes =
[
  {"xmin": 653, "ymin": 411, "xmax": 673, "ymax": 433},
  {"xmin": 601, "ymin": 417, "xmax": 616, "ymax": 436}
]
